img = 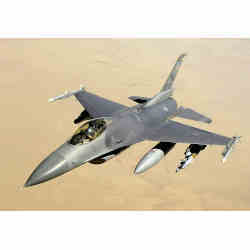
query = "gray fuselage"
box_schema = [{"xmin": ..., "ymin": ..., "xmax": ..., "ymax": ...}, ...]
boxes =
[{"xmin": 25, "ymin": 97, "xmax": 177, "ymax": 187}]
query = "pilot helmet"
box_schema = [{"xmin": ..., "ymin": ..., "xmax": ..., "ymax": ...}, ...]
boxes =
[{"xmin": 86, "ymin": 127, "xmax": 96, "ymax": 139}]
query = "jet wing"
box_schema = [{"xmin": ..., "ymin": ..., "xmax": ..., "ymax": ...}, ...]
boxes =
[
  {"xmin": 146, "ymin": 120, "xmax": 231, "ymax": 145},
  {"xmin": 74, "ymin": 90, "xmax": 127, "ymax": 118},
  {"xmin": 49, "ymin": 88, "xmax": 127, "ymax": 118}
]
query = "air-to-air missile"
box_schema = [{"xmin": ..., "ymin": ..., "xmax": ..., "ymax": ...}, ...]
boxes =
[
  {"xmin": 176, "ymin": 144, "xmax": 207, "ymax": 173},
  {"xmin": 222, "ymin": 136, "xmax": 241, "ymax": 163},
  {"xmin": 134, "ymin": 142, "xmax": 176, "ymax": 174}
]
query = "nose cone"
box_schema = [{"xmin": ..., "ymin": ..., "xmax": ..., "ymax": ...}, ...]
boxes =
[{"xmin": 25, "ymin": 152, "xmax": 68, "ymax": 187}]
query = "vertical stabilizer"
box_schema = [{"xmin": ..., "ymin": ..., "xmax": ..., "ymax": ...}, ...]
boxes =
[
  {"xmin": 161, "ymin": 53, "xmax": 186, "ymax": 92},
  {"xmin": 144, "ymin": 54, "xmax": 186, "ymax": 107}
]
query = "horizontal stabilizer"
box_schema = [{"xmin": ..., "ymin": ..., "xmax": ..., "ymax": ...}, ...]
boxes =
[
  {"xmin": 128, "ymin": 96, "xmax": 151, "ymax": 104},
  {"xmin": 176, "ymin": 106, "xmax": 212, "ymax": 124}
]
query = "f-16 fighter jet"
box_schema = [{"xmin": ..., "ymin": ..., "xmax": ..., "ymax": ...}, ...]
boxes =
[{"xmin": 25, "ymin": 54, "xmax": 240, "ymax": 187}]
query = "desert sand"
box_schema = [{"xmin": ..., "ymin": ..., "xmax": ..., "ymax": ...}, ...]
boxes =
[{"xmin": 0, "ymin": 39, "xmax": 249, "ymax": 210}]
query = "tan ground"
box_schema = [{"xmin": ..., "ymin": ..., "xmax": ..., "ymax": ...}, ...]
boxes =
[{"xmin": 0, "ymin": 39, "xmax": 249, "ymax": 210}]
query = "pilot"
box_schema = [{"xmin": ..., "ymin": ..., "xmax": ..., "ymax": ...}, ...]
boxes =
[
  {"xmin": 86, "ymin": 126, "xmax": 97, "ymax": 140},
  {"xmin": 70, "ymin": 132, "xmax": 85, "ymax": 145}
]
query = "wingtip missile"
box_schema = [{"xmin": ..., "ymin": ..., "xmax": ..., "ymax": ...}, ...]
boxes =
[
  {"xmin": 222, "ymin": 136, "xmax": 241, "ymax": 163},
  {"xmin": 48, "ymin": 86, "xmax": 85, "ymax": 103}
]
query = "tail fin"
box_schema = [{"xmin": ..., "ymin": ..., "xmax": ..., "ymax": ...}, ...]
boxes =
[
  {"xmin": 144, "ymin": 54, "xmax": 186, "ymax": 108},
  {"xmin": 161, "ymin": 53, "xmax": 186, "ymax": 92}
]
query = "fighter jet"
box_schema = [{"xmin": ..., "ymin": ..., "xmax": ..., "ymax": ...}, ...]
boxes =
[{"xmin": 24, "ymin": 54, "xmax": 240, "ymax": 187}]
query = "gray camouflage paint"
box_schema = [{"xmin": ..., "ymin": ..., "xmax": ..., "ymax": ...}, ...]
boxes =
[{"xmin": 25, "ymin": 54, "xmax": 236, "ymax": 187}]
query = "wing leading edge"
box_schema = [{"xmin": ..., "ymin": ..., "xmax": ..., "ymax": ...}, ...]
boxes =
[
  {"xmin": 146, "ymin": 120, "xmax": 231, "ymax": 146},
  {"xmin": 74, "ymin": 90, "xmax": 127, "ymax": 118}
]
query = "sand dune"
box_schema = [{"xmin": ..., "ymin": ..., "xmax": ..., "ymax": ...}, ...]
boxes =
[{"xmin": 0, "ymin": 39, "xmax": 249, "ymax": 209}]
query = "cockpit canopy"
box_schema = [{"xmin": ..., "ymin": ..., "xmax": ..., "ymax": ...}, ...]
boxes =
[{"xmin": 69, "ymin": 117, "xmax": 111, "ymax": 145}]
